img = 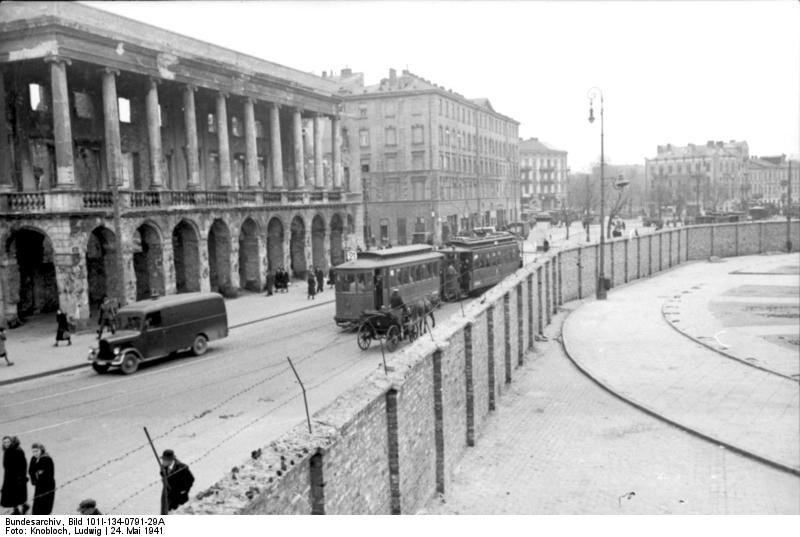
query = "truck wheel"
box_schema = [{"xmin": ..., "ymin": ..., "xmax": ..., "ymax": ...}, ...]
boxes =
[
  {"xmin": 119, "ymin": 352, "xmax": 139, "ymax": 375},
  {"xmin": 92, "ymin": 362, "xmax": 110, "ymax": 374},
  {"xmin": 191, "ymin": 334, "xmax": 208, "ymax": 356}
]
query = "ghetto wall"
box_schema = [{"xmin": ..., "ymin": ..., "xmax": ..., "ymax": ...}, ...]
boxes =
[{"xmin": 179, "ymin": 220, "xmax": 799, "ymax": 514}]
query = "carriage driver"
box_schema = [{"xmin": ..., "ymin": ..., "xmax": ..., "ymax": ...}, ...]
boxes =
[{"xmin": 389, "ymin": 288, "xmax": 408, "ymax": 328}]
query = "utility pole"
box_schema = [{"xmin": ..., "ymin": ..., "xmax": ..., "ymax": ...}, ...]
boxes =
[{"xmin": 787, "ymin": 159, "xmax": 793, "ymax": 252}]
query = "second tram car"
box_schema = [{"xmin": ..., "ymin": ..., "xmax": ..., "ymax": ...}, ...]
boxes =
[{"xmin": 441, "ymin": 233, "xmax": 522, "ymax": 299}]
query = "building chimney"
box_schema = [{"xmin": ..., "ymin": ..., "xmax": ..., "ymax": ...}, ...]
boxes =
[
  {"xmin": 707, "ymin": 140, "xmax": 714, "ymax": 148},
  {"xmin": 389, "ymin": 68, "xmax": 397, "ymax": 83},
  {"xmin": 341, "ymin": 67, "xmax": 352, "ymax": 76},
  {"xmin": 322, "ymin": 71, "xmax": 327, "ymax": 78},
  {"xmin": 717, "ymin": 141, "xmax": 723, "ymax": 147}
]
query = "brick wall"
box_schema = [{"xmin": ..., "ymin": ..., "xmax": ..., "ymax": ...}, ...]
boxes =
[{"xmin": 180, "ymin": 221, "xmax": 799, "ymax": 515}]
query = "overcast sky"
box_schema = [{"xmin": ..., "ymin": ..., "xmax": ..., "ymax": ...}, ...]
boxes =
[{"xmin": 85, "ymin": 0, "xmax": 799, "ymax": 173}]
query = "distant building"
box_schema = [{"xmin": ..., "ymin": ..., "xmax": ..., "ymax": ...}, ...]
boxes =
[
  {"xmin": 645, "ymin": 140, "xmax": 749, "ymax": 216},
  {"xmin": 748, "ymin": 155, "xmax": 799, "ymax": 209},
  {"xmin": 328, "ymin": 68, "xmax": 521, "ymax": 246},
  {"xmin": 519, "ymin": 138, "xmax": 567, "ymax": 213}
]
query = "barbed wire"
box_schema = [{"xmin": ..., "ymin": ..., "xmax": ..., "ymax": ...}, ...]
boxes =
[
  {"xmin": 106, "ymin": 334, "xmax": 361, "ymax": 514},
  {"xmin": 25, "ymin": 320, "xmax": 342, "ymax": 504}
]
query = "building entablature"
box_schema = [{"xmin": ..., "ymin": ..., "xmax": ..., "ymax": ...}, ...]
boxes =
[{"xmin": 0, "ymin": 3, "xmax": 340, "ymax": 115}]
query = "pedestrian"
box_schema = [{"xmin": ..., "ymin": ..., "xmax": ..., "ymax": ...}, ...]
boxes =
[
  {"xmin": 97, "ymin": 295, "xmax": 116, "ymax": 339},
  {"xmin": 264, "ymin": 270, "xmax": 274, "ymax": 297},
  {"xmin": 160, "ymin": 450, "xmax": 194, "ymax": 512},
  {"xmin": 28, "ymin": 443, "xmax": 55, "ymax": 515},
  {"xmin": 327, "ymin": 267, "xmax": 335, "ymax": 289},
  {"xmin": 1, "ymin": 436, "xmax": 29, "ymax": 515},
  {"xmin": 77, "ymin": 498, "xmax": 101, "ymax": 515},
  {"xmin": 0, "ymin": 326, "xmax": 12, "ymax": 366},
  {"xmin": 54, "ymin": 309, "xmax": 72, "ymax": 346},
  {"xmin": 315, "ymin": 266, "xmax": 324, "ymax": 294},
  {"xmin": 307, "ymin": 271, "xmax": 316, "ymax": 300}
]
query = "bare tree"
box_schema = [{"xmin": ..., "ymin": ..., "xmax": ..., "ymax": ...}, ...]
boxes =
[{"xmin": 605, "ymin": 187, "xmax": 630, "ymax": 238}]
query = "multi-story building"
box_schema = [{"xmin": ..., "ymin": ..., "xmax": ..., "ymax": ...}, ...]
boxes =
[
  {"xmin": 747, "ymin": 155, "xmax": 799, "ymax": 209},
  {"xmin": 519, "ymin": 138, "xmax": 567, "ymax": 213},
  {"xmin": 330, "ymin": 68, "xmax": 520, "ymax": 246},
  {"xmin": 645, "ymin": 140, "xmax": 749, "ymax": 216},
  {"xmin": 0, "ymin": 3, "xmax": 362, "ymax": 328}
]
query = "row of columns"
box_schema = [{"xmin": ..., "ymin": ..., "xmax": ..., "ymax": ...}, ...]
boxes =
[{"xmin": 30, "ymin": 55, "xmax": 344, "ymax": 191}]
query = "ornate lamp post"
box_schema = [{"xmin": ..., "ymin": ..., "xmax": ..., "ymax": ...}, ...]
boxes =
[{"xmin": 587, "ymin": 87, "xmax": 606, "ymax": 300}]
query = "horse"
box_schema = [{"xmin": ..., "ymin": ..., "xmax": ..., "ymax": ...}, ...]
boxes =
[{"xmin": 408, "ymin": 294, "xmax": 439, "ymax": 336}]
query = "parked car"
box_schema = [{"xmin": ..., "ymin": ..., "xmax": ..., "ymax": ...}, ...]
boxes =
[{"xmin": 88, "ymin": 292, "xmax": 228, "ymax": 374}]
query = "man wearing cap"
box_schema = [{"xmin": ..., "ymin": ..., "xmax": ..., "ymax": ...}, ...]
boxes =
[
  {"xmin": 160, "ymin": 449, "xmax": 194, "ymax": 512},
  {"xmin": 77, "ymin": 499, "xmax": 101, "ymax": 515}
]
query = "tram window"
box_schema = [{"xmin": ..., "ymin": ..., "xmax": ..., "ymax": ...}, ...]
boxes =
[
  {"xmin": 419, "ymin": 264, "xmax": 428, "ymax": 280},
  {"xmin": 355, "ymin": 273, "xmax": 367, "ymax": 293},
  {"xmin": 338, "ymin": 273, "xmax": 354, "ymax": 292},
  {"xmin": 399, "ymin": 267, "xmax": 409, "ymax": 285}
]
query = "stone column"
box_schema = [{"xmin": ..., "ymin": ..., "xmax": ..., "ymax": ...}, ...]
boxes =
[
  {"xmin": 0, "ymin": 70, "xmax": 13, "ymax": 191},
  {"xmin": 313, "ymin": 114, "xmax": 324, "ymax": 189},
  {"xmin": 146, "ymin": 78, "xmax": 164, "ymax": 189},
  {"xmin": 183, "ymin": 85, "xmax": 200, "ymax": 189},
  {"xmin": 244, "ymin": 97, "xmax": 259, "ymax": 189},
  {"xmin": 293, "ymin": 108, "xmax": 305, "ymax": 189},
  {"xmin": 269, "ymin": 103, "xmax": 284, "ymax": 189},
  {"xmin": 332, "ymin": 115, "xmax": 342, "ymax": 190},
  {"xmin": 101, "ymin": 68, "xmax": 124, "ymax": 189},
  {"xmin": 216, "ymin": 92, "xmax": 232, "ymax": 188},
  {"xmin": 46, "ymin": 56, "xmax": 76, "ymax": 188}
]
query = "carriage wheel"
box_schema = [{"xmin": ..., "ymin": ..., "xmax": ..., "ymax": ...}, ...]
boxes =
[
  {"xmin": 386, "ymin": 325, "xmax": 400, "ymax": 352},
  {"xmin": 357, "ymin": 323, "xmax": 373, "ymax": 350}
]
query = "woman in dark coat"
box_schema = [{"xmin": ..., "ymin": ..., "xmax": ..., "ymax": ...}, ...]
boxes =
[
  {"xmin": 1, "ymin": 436, "xmax": 29, "ymax": 514},
  {"xmin": 307, "ymin": 272, "xmax": 316, "ymax": 300},
  {"xmin": 54, "ymin": 309, "xmax": 71, "ymax": 346},
  {"xmin": 28, "ymin": 443, "xmax": 55, "ymax": 515}
]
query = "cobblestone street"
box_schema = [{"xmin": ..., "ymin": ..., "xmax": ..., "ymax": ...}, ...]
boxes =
[{"xmin": 425, "ymin": 307, "xmax": 800, "ymax": 514}]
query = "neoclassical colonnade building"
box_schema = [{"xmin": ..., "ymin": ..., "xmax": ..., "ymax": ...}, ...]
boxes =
[{"xmin": 0, "ymin": 3, "xmax": 363, "ymax": 327}]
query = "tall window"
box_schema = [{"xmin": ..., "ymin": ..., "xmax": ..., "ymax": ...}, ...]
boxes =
[
  {"xmin": 28, "ymin": 83, "xmax": 49, "ymax": 112},
  {"xmin": 385, "ymin": 127, "xmax": 397, "ymax": 146},
  {"xmin": 118, "ymin": 98, "xmax": 131, "ymax": 123},
  {"xmin": 73, "ymin": 92, "xmax": 94, "ymax": 119},
  {"xmin": 412, "ymin": 125, "xmax": 424, "ymax": 145},
  {"xmin": 208, "ymin": 113, "xmax": 216, "ymax": 133},
  {"xmin": 359, "ymin": 128, "xmax": 370, "ymax": 148},
  {"xmin": 255, "ymin": 120, "xmax": 264, "ymax": 139},
  {"xmin": 231, "ymin": 117, "xmax": 242, "ymax": 137}
]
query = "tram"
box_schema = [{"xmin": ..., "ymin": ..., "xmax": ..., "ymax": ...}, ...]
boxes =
[
  {"xmin": 333, "ymin": 232, "xmax": 523, "ymax": 328},
  {"xmin": 333, "ymin": 245, "xmax": 443, "ymax": 328},
  {"xmin": 441, "ymin": 233, "xmax": 522, "ymax": 299}
]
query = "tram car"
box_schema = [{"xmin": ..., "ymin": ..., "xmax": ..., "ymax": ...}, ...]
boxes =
[
  {"xmin": 440, "ymin": 233, "xmax": 522, "ymax": 299},
  {"xmin": 334, "ymin": 244, "xmax": 444, "ymax": 328}
]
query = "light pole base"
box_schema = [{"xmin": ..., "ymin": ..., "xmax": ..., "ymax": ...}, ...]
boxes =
[{"xmin": 596, "ymin": 276, "xmax": 608, "ymax": 300}]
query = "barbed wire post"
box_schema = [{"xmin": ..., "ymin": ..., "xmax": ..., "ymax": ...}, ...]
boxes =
[
  {"xmin": 143, "ymin": 426, "xmax": 170, "ymax": 515},
  {"xmin": 287, "ymin": 357, "xmax": 312, "ymax": 434}
]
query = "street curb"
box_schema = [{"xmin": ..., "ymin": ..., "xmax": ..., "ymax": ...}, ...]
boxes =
[
  {"xmin": 560, "ymin": 305, "xmax": 800, "ymax": 478},
  {"xmin": 0, "ymin": 297, "xmax": 336, "ymax": 387},
  {"xmin": 660, "ymin": 299, "xmax": 799, "ymax": 383}
]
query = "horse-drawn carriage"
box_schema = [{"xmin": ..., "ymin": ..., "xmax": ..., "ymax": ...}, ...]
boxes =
[{"xmin": 355, "ymin": 306, "xmax": 420, "ymax": 352}]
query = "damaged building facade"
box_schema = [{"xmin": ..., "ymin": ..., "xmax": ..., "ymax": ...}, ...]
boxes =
[{"xmin": 0, "ymin": 3, "xmax": 363, "ymax": 327}]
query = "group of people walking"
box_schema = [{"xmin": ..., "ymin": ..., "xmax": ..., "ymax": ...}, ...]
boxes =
[
  {"xmin": 2, "ymin": 436, "xmax": 195, "ymax": 515},
  {"xmin": 307, "ymin": 266, "xmax": 331, "ymax": 300},
  {"xmin": 2, "ymin": 436, "xmax": 55, "ymax": 515}
]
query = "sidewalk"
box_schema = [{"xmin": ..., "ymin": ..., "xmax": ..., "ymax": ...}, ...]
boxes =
[
  {"xmin": 0, "ymin": 280, "xmax": 334, "ymax": 386},
  {"xmin": 426, "ymin": 253, "xmax": 799, "ymax": 514},
  {"xmin": 562, "ymin": 253, "xmax": 799, "ymax": 473}
]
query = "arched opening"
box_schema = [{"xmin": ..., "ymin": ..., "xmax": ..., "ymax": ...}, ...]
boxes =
[
  {"xmin": 330, "ymin": 213, "xmax": 344, "ymax": 266},
  {"xmin": 3, "ymin": 228, "xmax": 59, "ymax": 322},
  {"xmin": 290, "ymin": 215, "xmax": 307, "ymax": 278},
  {"xmin": 133, "ymin": 223, "xmax": 164, "ymax": 300},
  {"xmin": 238, "ymin": 218, "xmax": 261, "ymax": 291},
  {"xmin": 86, "ymin": 227, "xmax": 118, "ymax": 314},
  {"xmin": 208, "ymin": 219, "xmax": 232, "ymax": 292},
  {"xmin": 311, "ymin": 214, "xmax": 326, "ymax": 271},
  {"xmin": 267, "ymin": 217, "xmax": 284, "ymax": 273},
  {"xmin": 172, "ymin": 220, "xmax": 201, "ymax": 293}
]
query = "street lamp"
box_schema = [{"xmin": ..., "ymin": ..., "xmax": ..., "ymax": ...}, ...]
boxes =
[{"xmin": 587, "ymin": 87, "xmax": 607, "ymax": 300}]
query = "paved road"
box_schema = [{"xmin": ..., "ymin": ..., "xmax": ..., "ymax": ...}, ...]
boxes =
[
  {"xmin": 425, "ymin": 306, "xmax": 800, "ymax": 514},
  {"xmin": 2, "ymin": 299, "xmax": 467, "ymax": 515}
]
